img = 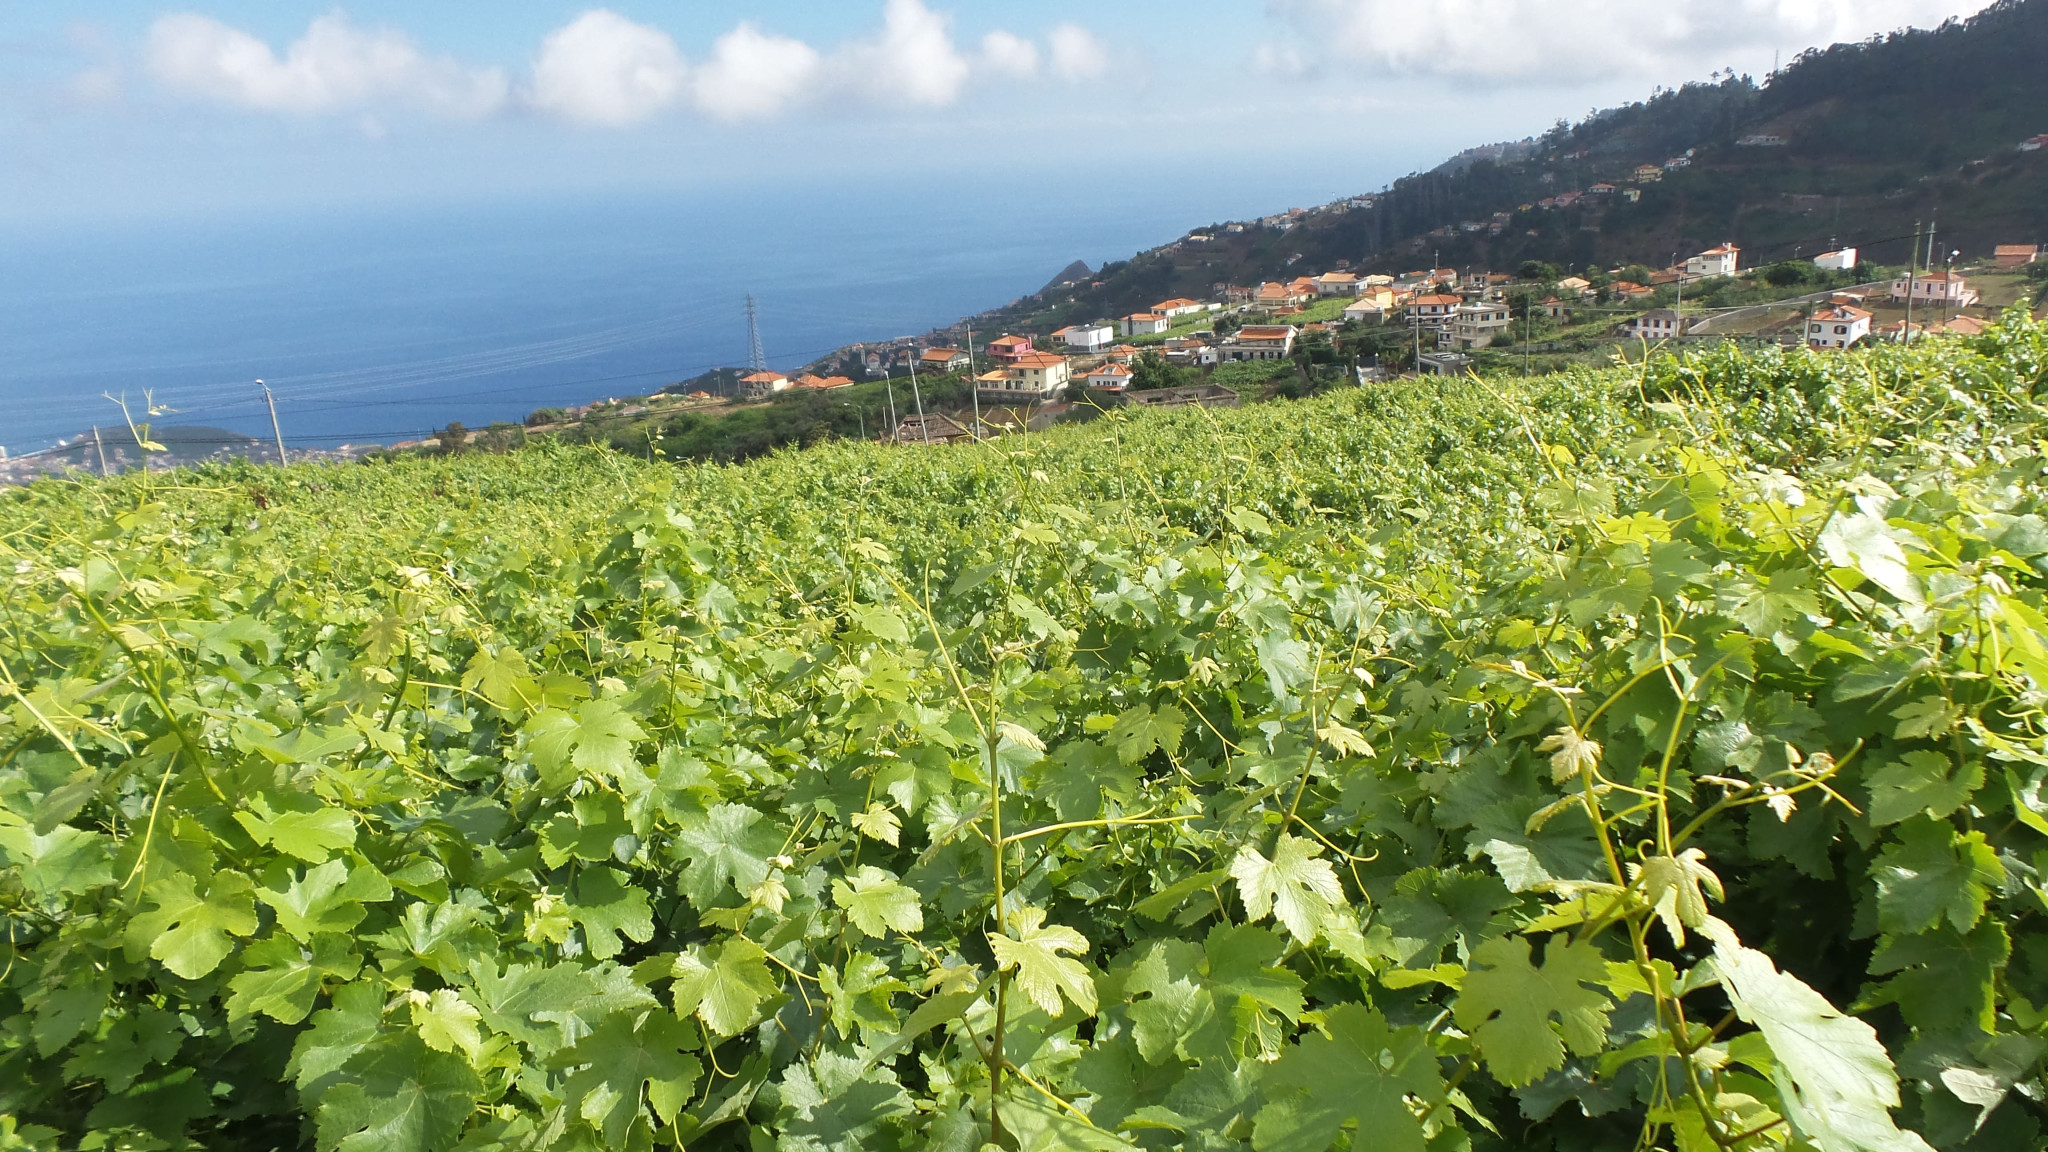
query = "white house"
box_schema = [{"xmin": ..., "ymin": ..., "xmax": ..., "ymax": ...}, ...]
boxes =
[
  {"xmin": 1121, "ymin": 313, "xmax": 1170, "ymax": 337},
  {"xmin": 1057, "ymin": 324, "xmax": 1116, "ymax": 352},
  {"xmin": 1407, "ymin": 295, "xmax": 1463, "ymax": 329},
  {"xmin": 1314, "ymin": 272, "xmax": 1363, "ymax": 297},
  {"xmin": 1222, "ymin": 325, "xmax": 1297, "ymax": 361},
  {"xmin": 1806, "ymin": 305, "xmax": 1872, "ymax": 350},
  {"xmin": 740, "ymin": 371, "xmax": 790, "ymax": 399},
  {"xmin": 1344, "ymin": 298, "xmax": 1389, "ymax": 324},
  {"xmin": 1813, "ymin": 248, "xmax": 1858, "ymax": 272},
  {"xmin": 1085, "ymin": 363, "xmax": 1134, "ymax": 392},
  {"xmin": 1628, "ymin": 309, "xmax": 1690, "ymax": 341},
  {"xmin": 1451, "ymin": 302, "xmax": 1513, "ymax": 349},
  {"xmin": 1889, "ymin": 272, "xmax": 1979, "ymax": 308},
  {"xmin": 1686, "ymin": 245, "xmax": 1740, "ymax": 278},
  {"xmin": 1152, "ymin": 298, "xmax": 1210, "ymax": 319}
]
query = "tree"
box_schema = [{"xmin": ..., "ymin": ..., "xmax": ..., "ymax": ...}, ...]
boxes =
[{"xmin": 1129, "ymin": 353, "xmax": 1190, "ymax": 393}]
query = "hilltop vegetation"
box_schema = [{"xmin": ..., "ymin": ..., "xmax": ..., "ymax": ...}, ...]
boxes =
[{"xmin": 7, "ymin": 311, "xmax": 2048, "ymax": 1152}]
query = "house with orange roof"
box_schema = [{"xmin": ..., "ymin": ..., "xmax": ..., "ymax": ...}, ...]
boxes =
[
  {"xmin": 1406, "ymin": 294, "xmax": 1463, "ymax": 329},
  {"xmin": 793, "ymin": 374, "xmax": 855, "ymax": 390},
  {"xmin": 986, "ymin": 334, "xmax": 1035, "ymax": 362},
  {"xmin": 919, "ymin": 348, "xmax": 970, "ymax": 372},
  {"xmin": 1084, "ymin": 363, "xmax": 1134, "ymax": 392},
  {"xmin": 1995, "ymin": 245, "xmax": 2039, "ymax": 268},
  {"xmin": 1890, "ymin": 270, "xmax": 1978, "ymax": 307},
  {"xmin": 1121, "ymin": 312, "xmax": 1170, "ymax": 337},
  {"xmin": 1223, "ymin": 325, "xmax": 1298, "ymax": 361},
  {"xmin": 1314, "ymin": 272, "xmax": 1362, "ymax": 297},
  {"xmin": 1609, "ymin": 281, "xmax": 1655, "ymax": 300},
  {"xmin": 1152, "ymin": 298, "xmax": 1209, "ymax": 318},
  {"xmin": 976, "ymin": 352, "xmax": 1071, "ymax": 403},
  {"xmin": 1930, "ymin": 315, "xmax": 1989, "ymax": 336},
  {"xmin": 740, "ymin": 371, "xmax": 790, "ymax": 399},
  {"xmin": 1686, "ymin": 245, "xmax": 1740, "ymax": 278},
  {"xmin": 1254, "ymin": 282, "xmax": 1310, "ymax": 308},
  {"xmin": 1807, "ymin": 304, "xmax": 1872, "ymax": 350}
]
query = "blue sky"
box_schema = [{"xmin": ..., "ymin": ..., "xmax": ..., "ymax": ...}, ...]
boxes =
[{"xmin": 0, "ymin": 0, "xmax": 1997, "ymax": 224}]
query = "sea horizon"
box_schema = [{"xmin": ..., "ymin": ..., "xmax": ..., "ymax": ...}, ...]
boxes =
[{"xmin": 0, "ymin": 169, "xmax": 1387, "ymax": 456}]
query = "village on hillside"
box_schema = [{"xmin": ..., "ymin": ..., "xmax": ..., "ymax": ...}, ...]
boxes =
[{"xmin": 554, "ymin": 234, "xmax": 2042, "ymax": 449}]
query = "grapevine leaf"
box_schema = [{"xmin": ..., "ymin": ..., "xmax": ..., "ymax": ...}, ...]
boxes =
[
  {"xmin": 821, "ymin": 952, "xmax": 909, "ymax": 1041},
  {"xmin": 1873, "ymin": 820, "xmax": 2003, "ymax": 935},
  {"xmin": 1630, "ymin": 849, "xmax": 1724, "ymax": 947},
  {"xmin": 124, "ymin": 869, "xmax": 259, "ymax": 979},
  {"xmin": 1866, "ymin": 751, "xmax": 1984, "ymax": 826},
  {"xmin": 1537, "ymin": 728, "xmax": 1601, "ymax": 784},
  {"xmin": 257, "ymin": 860, "xmax": 394, "ymax": 942},
  {"xmin": 1818, "ymin": 512, "xmax": 1923, "ymax": 604},
  {"xmin": 288, "ymin": 982, "xmax": 385, "ymax": 1090},
  {"xmin": 831, "ymin": 865, "xmax": 923, "ymax": 938},
  {"xmin": 1454, "ymin": 935, "xmax": 1612, "ymax": 1088},
  {"xmin": 1702, "ymin": 918, "xmax": 1935, "ymax": 1152},
  {"xmin": 0, "ymin": 817, "xmax": 111, "ymax": 902},
  {"xmin": 312, "ymin": 1036, "xmax": 481, "ymax": 1152},
  {"xmin": 568, "ymin": 866, "xmax": 654, "ymax": 960},
  {"xmin": 234, "ymin": 796, "xmax": 357, "ymax": 864},
  {"xmin": 672, "ymin": 937, "xmax": 781, "ymax": 1035},
  {"xmin": 1230, "ymin": 834, "xmax": 1345, "ymax": 945},
  {"xmin": 551, "ymin": 1009, "xmax": 702, "ymax": 1147},
  {"xmin": 1252, "ymin": 1004, "xmax": 1443, "ymax": 1152},
  {"xmin": 989, "ymin": 907, "xmax": 1098, "ymax": 1017},
  {"xmin": 226, "ymin": 935, "xmax": 362, "ymax": 1025},
  {"xmin": 776, "ymin": 1051, "xmax": 914, "ymax": 1152},
  {"xmin": 409, "ymin": 989, "xmax": 482, "ymax": 1060},
  {"xmin": 849, "ymin": 801, "xmax": 902, "ymax": 847},
  {"xmin": 60, "ymin": 1006, "xmax": 182, "ymax": 1093},
  {"xmin": 525, "ymin": 697, "xmax": 645, "ymax": 790},
  {"xmin": 670, "ymin": 802, "xmax": 778, "ymax": 909},
  {"xmin": 1111, "ymin": 703, "xmax": 1186, "ymax": 765}
]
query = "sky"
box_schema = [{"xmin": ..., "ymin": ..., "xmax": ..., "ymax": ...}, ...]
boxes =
[{"xmin": 0, "ymin": 0, "xmax": 2000, "ymax": 225}]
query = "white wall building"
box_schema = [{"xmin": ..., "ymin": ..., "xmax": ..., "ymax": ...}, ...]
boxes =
[
  {"xmin": 1814, "ymin": 248, "xmax": 1858, "ymax": 271},
  {"xmin": 1686, "ymin": 245, "xmax": 1740, "ymax": 278},
  {"xmin": 1057, "ymin": 324, "xmax": 1116, "ymax": 352},
  {"xmin": 1889, "ymin": 272, "xmax": 1979, "ymax": 308},
  {"xmin": 1451, "ymin": 303, "xmax": 1513, "ymax": 349},
  {"xmin": 1806, "ymin": 305, "xmax": 1872, "ymax": 350},
  {"xmin": 1121, "ymin": 313, "xmax": 1170, "ymax": 337}
]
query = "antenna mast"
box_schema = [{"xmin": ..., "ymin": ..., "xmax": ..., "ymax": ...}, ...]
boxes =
[{"xmin": 745, "ymin": 295, "xmax": 767, "ymax": 374}]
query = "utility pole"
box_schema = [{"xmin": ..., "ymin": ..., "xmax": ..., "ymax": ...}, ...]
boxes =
[
  {"xmin": 883, "ymin": 360, "xmax": 899, "ymax": 442},
  {"xmin": 260, "ymin": 380, "xmax": 287, "ymax": 465},
  {"xmin": 966, "ymin": 327, "xmax": 982, "ymax": 439},
  {"xmin": 91, "ymin": 426, "xmax": 108, "ymax": 477},
  {"xmin": 1904, "ymin": 221, "xmax": 1920, "ymax": 342},
  {"xmin": 908, "ymin": 352, "xmax": 931, "ymax": 445}
]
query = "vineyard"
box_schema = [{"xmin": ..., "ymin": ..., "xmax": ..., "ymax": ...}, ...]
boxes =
[{"xmin": 6, "ymin": 313, "xmax": 2048, "ymax": 1151}]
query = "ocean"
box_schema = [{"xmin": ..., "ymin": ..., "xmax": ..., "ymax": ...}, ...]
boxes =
[{"xmin": 0, "ymin": 172, "xmax": 1374, "ymax": 456}]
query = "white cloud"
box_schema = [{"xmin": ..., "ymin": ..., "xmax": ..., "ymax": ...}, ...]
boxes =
[
  {"xmin": 1047, "ymin": 24, "xmax": 1109, "ymax": 82},
  {"xmin": 145, "ymin": 12, "xmax": 508, "ymax": 117},
  {"xmin": 1267, "ymin": 0, "xmax": 1992, "ymax": 85},
  {"xmin": 529, "ymin": 10, "xmax": 687, "ymax": 126},
  {"xmin": 691, "ymin": 23, "xmax": 821, "ymax": 121},
  {"xmin": 128, "ymin": 5, "xmax": 1115, "ymax": 129},
  {"xmin": 837, "ymin": 0, "xmax": 972, "ymax": 108},
  {"xmin": 979, "ymin": 30, "xmax": 1041, "ymax": 79}
]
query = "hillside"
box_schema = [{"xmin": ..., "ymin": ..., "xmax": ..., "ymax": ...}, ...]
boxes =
[
  {"xmin": 6, "ymin": 314, "xmax": 2048, "ymax": 1150},
  {"xmin": 997, "ymin": 0, "xmax": 2048, "ymax": 333}
]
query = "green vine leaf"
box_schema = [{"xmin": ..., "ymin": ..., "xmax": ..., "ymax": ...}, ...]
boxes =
[
  {"xmin": 989, "ymin": 907, "xmax": 1098, "ymax": 1017},
  {"xmin": 1230, "ymin": 834, "xmax": 1345, "ymax": 945},
  {"xmin": 1454, "ymin": 935, "xmax": 1612, "ymax": 1087},
  {"xmin": 1252, "ymin": 1004, "xmax": 1443, "ymax": 1152}
]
